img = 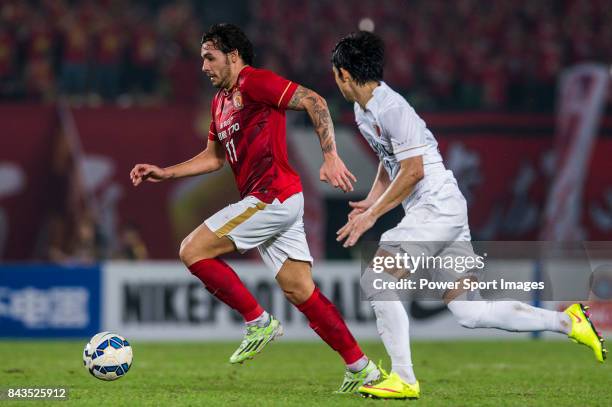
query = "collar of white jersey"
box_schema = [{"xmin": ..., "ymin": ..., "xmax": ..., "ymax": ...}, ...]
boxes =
[{"xmin": 363, "ymin": 81, "xmax": 387, "ymax": 113}]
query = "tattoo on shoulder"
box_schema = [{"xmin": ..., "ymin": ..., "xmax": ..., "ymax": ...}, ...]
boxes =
[{"xmin": 287, "ymin": 86, "xmax": 312, "ymax": 110}]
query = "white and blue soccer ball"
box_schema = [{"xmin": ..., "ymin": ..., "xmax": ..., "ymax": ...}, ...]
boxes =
[{"xmin": 83, "ymin": 332, "xmax": 133, "ymax": 381}]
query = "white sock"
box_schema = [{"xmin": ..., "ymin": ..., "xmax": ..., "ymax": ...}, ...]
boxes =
[
  {"xmin": 371, "ymin": 301, "xmax": 417, "ymax": 384},
  {"xmin": 347, "ymin": 355, "xmax": 369, "ymax": 372},
  {"xmin": 246, "ymin": 310, "xmax": 270, "ymax": 327},
  {"xmin": 447, "ymin": 300, "xmax": 571, "ymax": 334}
]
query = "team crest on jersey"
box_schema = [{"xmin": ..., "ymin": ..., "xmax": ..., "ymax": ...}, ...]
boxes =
[{"xmin": 232, "ymin": 90, "xmax": 244, "ymax": 110}]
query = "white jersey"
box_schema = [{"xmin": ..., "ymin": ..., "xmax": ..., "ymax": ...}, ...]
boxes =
[
  {"xmin": 354, "ymin": 81, "xmax": 447, "ymax": 209},
  {"xmin": 355, "ymin": 82, "xmax": 472, "ymax": 248}
]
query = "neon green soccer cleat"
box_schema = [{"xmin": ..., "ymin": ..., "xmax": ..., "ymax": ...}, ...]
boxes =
[
  {"xmin": 229, "ymin": 315, "xmax": 283, "ymax": 364},
  {"xmin": 564, "ymin": 303, "xmax": 607, "ymax": 363},
  {"xmin": 335, "ymin": 360, "xmax": 381, "ymax": 394},
  {"xmin": 359, "ymin": 369, "xmax": 420, "ymax": 399}
]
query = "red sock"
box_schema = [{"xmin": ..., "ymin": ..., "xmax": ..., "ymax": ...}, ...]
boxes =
[
  {"xmin": 296, "ymin": 287, "xmax": 364, "ymax": 364},
  {"xmin": 188, "ymin": 258, "xmax": 263, "ymax": 322}
]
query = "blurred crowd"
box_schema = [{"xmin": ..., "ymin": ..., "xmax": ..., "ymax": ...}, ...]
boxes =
[
  {"xmin": 1, "ymin": 0, "xmax": 611, "ymax": 111},
  {"xmin": 250, "ymin": 0, "xmax": 612, "ymax": 112},
  {"xmin": 41, "ymin": 126, "xmax": 149, "ymax": 264},
  {"xmin": 0, "ymin": 0, "xmax": 204, "ymax": 105}
]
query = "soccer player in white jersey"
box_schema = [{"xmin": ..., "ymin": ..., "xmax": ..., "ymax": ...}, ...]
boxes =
[{"xmin": 332, "ymin": 31, "xmax": 607, "ymax": 399}]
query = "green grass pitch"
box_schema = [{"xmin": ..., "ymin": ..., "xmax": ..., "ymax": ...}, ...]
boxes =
[{"xmin": 0, "ymin": 340, "xmax": 609, "ymax": 406}]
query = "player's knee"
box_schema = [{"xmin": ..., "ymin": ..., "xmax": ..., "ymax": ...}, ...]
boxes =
[
  {"xmin": 178, "ymin": 239, "xmax": 195, "ymax": 265},
  {"xmin": 179, "ymin": 236, "xmax": 213, "ymax": 265},
  {"xmin": 276, "ymin": 260, "xmax": 315, "ymax": 305},
  {"xmin": 455, "ymin": 314, "xmax": 480, "ymax": 329},
  {"xmin": 282, "ymin": 279, "xmax": 314, "ymax": 305},
  {"xmin": 447, "ymin": 300, "xmax": 484, "ymax": 329}
]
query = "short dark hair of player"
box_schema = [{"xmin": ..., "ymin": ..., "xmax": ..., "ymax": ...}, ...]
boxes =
[
  {"xmin": 331, "ymin": 31, "xmax": 384, "ymax": 85},
  {"xmin": 201, "ymin": 23, "xmax": 255, "ymax": 66}
]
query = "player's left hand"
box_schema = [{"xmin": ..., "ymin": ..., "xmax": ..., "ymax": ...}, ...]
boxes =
[
  {"xmin": 336, "ymin": 210, "xmax": 377, "ymax": 247},
  {"xmin": 320, "ymin": 153, "xmax": 356, "ymax": 192}
]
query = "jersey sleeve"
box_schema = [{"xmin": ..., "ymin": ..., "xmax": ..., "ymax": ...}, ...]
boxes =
[
  {"xmin": 243, "ymin": 69, "xmax": 298, "ymax": 110},
  {"xmin": 380, "ymin": 106, "xmax": 427, "ymax": 161},
  {"xmin": 208, "ymin": 120, "xmax": 217, "ymax": 141},
  {"xmin": 208, "ymin": 95, "xmax": 218, "ymax": 141}
]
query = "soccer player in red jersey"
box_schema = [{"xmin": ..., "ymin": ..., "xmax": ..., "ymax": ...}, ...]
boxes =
[{"xmin": 130, "ymin": 24, "xmax": 380, "ymax": 392}]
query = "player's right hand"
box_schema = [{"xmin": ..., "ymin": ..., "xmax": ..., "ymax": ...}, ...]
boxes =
[
  {"xmin": 347, "ymin": 199, "xmax": 374, "ymax": 220},
  {"xmin": 130, "ymin": 164, "xmax": 169, "ymax": 186},
  {"xmin": 320, "ymin": 154, "xmax": 357, "ymax": 193}
]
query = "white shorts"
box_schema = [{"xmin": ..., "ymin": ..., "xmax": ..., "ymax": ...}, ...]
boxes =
[
  {"xmin": 381, "ymin": 170, "xmax": 471, "ymax": 242},
  {"xmin": 380, "ymin": 170, "xmax": 476, "ymax": 284},
  {"xmin": 204, "ymin": 192, "xmax": 313, "ymax": 274}
]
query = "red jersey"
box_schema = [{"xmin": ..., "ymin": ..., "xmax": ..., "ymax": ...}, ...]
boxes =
[{"xmin": 208, "ymin": 66, "xmax": 302, "ymax": 203}]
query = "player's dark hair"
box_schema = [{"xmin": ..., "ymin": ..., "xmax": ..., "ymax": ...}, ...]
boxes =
[
  {"xmin": 201, "ymin": 23, "xmax": 255, "ymax": 65},
  {"xmin": 331, "ymin": 31, "xmax": 384, "ymax": 85}
]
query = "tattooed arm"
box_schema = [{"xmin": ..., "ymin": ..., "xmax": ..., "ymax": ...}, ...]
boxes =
[
  {"xmin": 287, "ymin": 85, "xmax": 356, "ymax": 192},
  {"xmin": 287, "ymin": 86, "xmax": 336, "ymax": 154}
]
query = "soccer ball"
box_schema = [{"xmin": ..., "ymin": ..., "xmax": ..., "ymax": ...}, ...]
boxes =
[{"xmin": 83, "ymin": 332, "xmax": 133, "ymax": 381}]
